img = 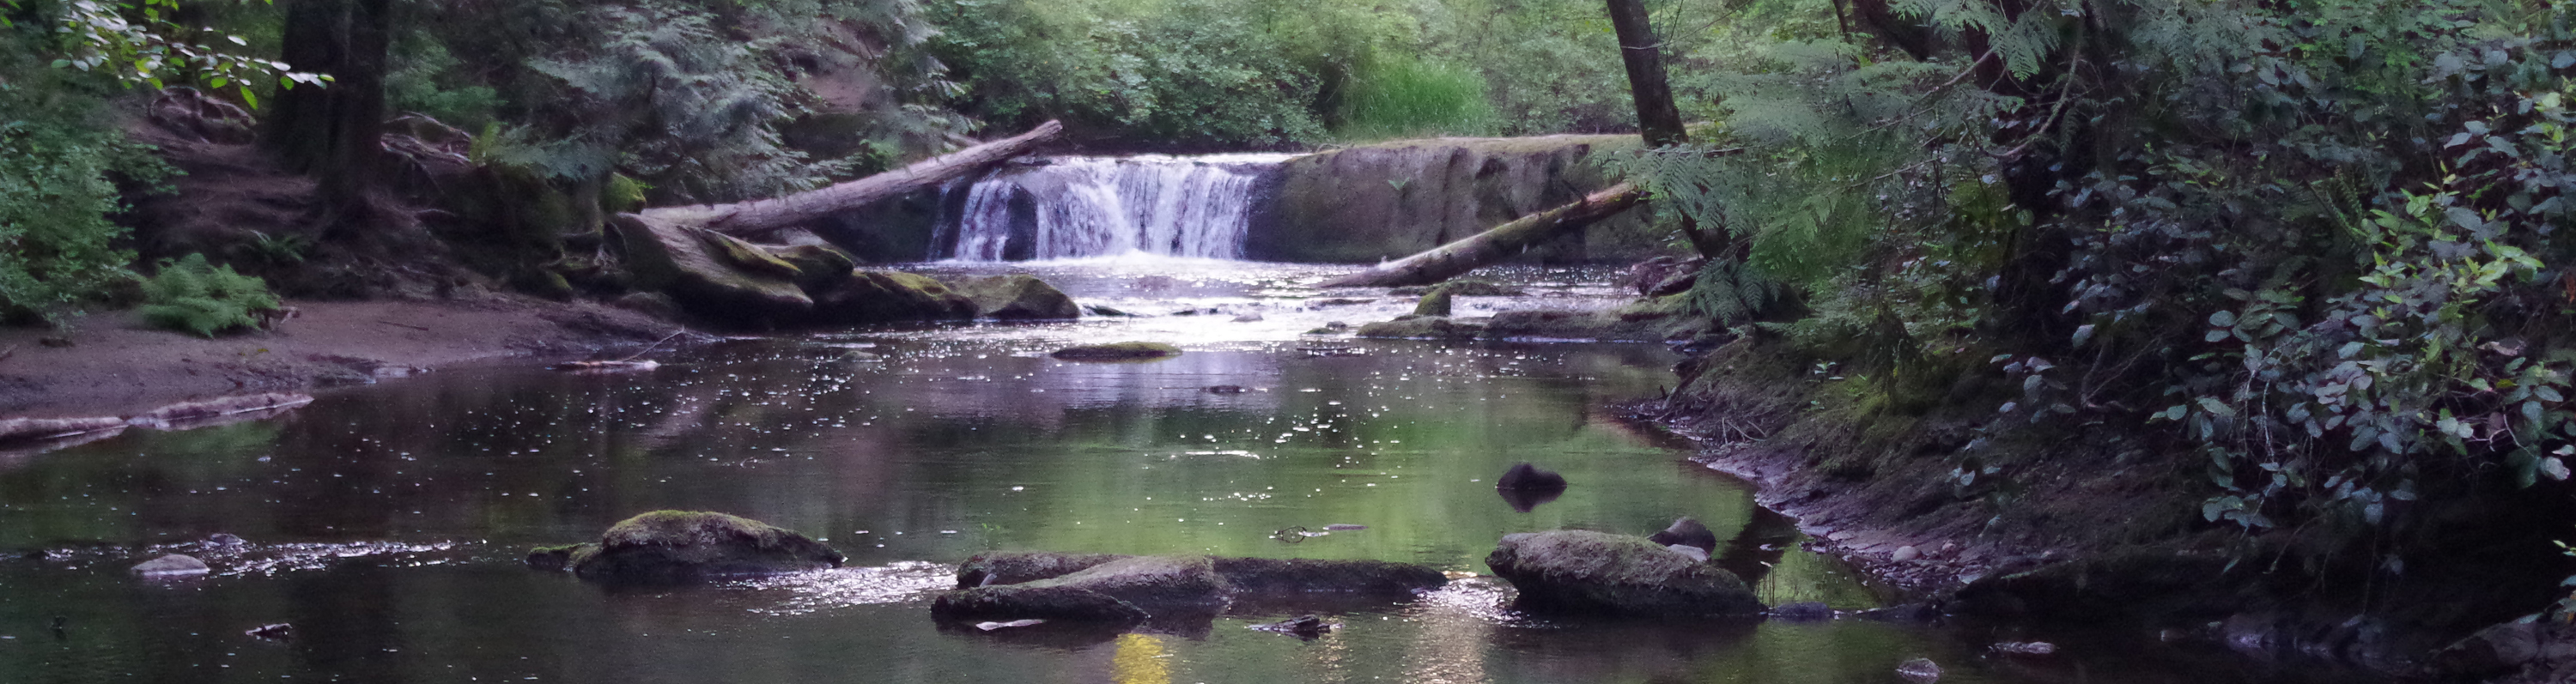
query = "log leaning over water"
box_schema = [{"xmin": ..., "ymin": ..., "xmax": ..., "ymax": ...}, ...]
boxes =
[
  {"xmin": 1318, "ymin": 182, "xmax": 1645, "ymax": 288},
  {"xmin": 635, "ymin": 120, "xmax": 1065, "ymax": 239}
]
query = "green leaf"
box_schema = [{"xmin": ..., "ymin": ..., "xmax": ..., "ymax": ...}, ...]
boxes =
[
  {"xmin": 2539, "ymin": 386, "xmax": 2565, "ymax": 403},
  {"xmin": 2208, "ymin": 310, "xmax": 2237, "ymax": 327}
]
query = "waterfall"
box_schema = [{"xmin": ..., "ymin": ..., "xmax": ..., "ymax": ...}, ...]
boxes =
[{"xmin": 936, "ymin": 154, "xmax": 1291, "ymax": 261}]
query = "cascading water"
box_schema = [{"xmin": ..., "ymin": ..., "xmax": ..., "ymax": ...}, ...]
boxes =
[{"xmin": 934, "ymin": 154, "xmax": 1294, "ymax": 261}]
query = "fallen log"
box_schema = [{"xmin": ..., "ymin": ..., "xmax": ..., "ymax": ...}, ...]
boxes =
[
  {"xmin": 638, "ymin": 119, "xmax": 1064, "ymax": 238},
  {"xmin": 1319, "ymin": 182, "xmax": 1644, "ymax": 288}
]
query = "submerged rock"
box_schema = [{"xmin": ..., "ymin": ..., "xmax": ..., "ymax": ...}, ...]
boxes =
[
  {"xmin": 1050, "ymin": 342, "xmax": 1182, "ymax": 360},
  {"xmin": 1768, "ymin": 601, "xmax": 1834, "ymax": 621},
  {"xmin": 935, "ymin": 555, "xmax": 1223, "ymax": 625},
  {"xmin": 1896, "ymin": 657, "xmax": 1943, "ymax": 683},
  {"xmin": 530, "ymin": 511, "xmax": 844, "ymax": 584},
  {"xmin": 131, "ymin": 554, "xmax": 210, "ymax": 577},
  {"xmin": 1250, "ymin": 614, "xmax": 1337, "ymax": 638},
  {"xmin": 1354, "ymin": 316, "xmax": 1485, "ymax": 341},
  {"xmin": 1485, "ymin": 530, "xmax": 1764, "ymax": 617},
  {"xmin": 936, "ymin": 552, "xmax": 1448, "ymax": 625},
  {"xmin": 1647, "ymin": 517, "xmax": 1717, "ymax": 554},
  {"xmin": 1413, "ymin": 287, "xmax": 1455, "ymax": 317},
  {"xmin": 1496, "ymin": 462, "xmax": 1568, "ymax": 491},
  {"xmin": 949, "ymin": 274, "xmax": 1081, "ymax": 319},
  {"xmin": 957, "ymin": 551, "xmax": 1129, "ymax": 587}
]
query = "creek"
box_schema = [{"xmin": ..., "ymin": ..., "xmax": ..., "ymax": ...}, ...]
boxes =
[{"xmin": 2, "ymin": 159, "xmax": 2356, "ymax": 683}]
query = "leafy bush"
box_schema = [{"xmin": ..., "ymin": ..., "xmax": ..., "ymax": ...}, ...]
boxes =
[
  {"xmin": 139, "ymin": 254, "xmax": 281, "ymax": 338},
  {"xmin": 0, "ymin": 32, "xmax": 170, "ymax": 324},
  {"xmin": 1335, "ymin": 56, "xmax": 1495, "ymax": 140}
]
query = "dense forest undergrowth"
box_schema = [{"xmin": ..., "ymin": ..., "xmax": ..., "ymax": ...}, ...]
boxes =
[{"xmin": 7, "ymin": 0, "xmax": 2576, "ymax": 679}]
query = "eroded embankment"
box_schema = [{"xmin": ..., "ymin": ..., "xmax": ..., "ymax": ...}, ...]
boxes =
[{"xmin": 1637, "ymin": 337, "xmax": 2576, "ymax": 680}]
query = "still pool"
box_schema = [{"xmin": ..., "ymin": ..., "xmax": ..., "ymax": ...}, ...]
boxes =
[{"xmin": 0, "ymin": 261, "xmax": 2354, "ymax": 683}]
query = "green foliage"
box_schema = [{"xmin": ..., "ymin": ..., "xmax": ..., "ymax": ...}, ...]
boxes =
[
  {"xmin": 1, "ymin": 0, "xmax": 328, "ymax": 106},
  {"xmin": 927, "ymin": 0, "xmax": 1327, "ymax": 148},
  {"xmin": 138, "ymin": 253, "xmax": 279, "ymax": 337},
  {"xmin": 0, "ymin": 34, "xmax": 168, "ymax": 324},
  {"xmin": 1683, "ymin": 258, "xmax": 1783, "ymax": 326},
  {"xmin": 1626, "ymin": 0, "xmax": 2576, "ymax": 558},
  {"xmin": 1335, "ymin": 55, "xmax": 1494, "ymax": 140}
]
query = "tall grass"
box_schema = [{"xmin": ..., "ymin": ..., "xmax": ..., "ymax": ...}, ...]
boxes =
[{"xmin": 1334, "ymin": 57, "xmax": 1496, "ymax": 141}]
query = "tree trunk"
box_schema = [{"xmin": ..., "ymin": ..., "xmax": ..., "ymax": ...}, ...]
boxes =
[
  {"xmin": 641, "ymin": 120, "xmax": 1064, "ymax": 238},
  {"xmin": 1318, "ymin": 184, "xmax": 1645, "ymax": 288},
  {"xmin": 265, "ymin": 0, "xmax": 390, "ymax": 226},
  {"xmin": 1606, "ymin": 0, "xmax": 1687, "ymax": 148}
]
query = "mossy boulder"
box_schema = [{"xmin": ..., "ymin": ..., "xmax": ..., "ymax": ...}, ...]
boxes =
[
  {"xmin": 949, "ymin": 274, "xmax": 1081, "ymax": 319},
  {"xmin": 809, "ymin": 269, "xmax": 979, "ymax": 324},
  {"xmin": 1485, "ymin": 530, "xmax": 1765, "ymax": 617},
  {"xmin": 1413, "ymin": 287, "xmax": 1455, "ymax": 317},
  {"xmin": 611, "ymin": 214, "xmax": 813, "ymax": 326},
  {"xmin": 531, "ymin": 511, "xmax": 844, "ymax": 584},
  {"xmin": 934, "ymin": 555, "xmax": 1224, "ymax": 624},
  {"xmin": 935, "ymin": 552, "xmax": 1449, "ymax": 624},
  {"xmin": 957, "ymin": 551, "xmax": 1129, "ymax": 587},
  {"xmin": 1050, "ymin": 342, "xmax": 1182, "ymax": 360},
  {"xmin": 1355, "ymin": 316, "xmax": 1485, "ymax": 341},
  {"xmin": 769, "ymin": 244, "xmax": 860, "ymax": 290}
]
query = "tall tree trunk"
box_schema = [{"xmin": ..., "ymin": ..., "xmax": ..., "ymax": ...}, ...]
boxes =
[
  {"xmin": 1605, "ymin": 0, "xmax": 1687, "ymax": 148},
  {"xmin": 265, "ymin": 0, "xmax": 391, "ymax": 229},
  {"xmin": 1605, "ymin": 0, "xmax": 1726, "ymax": 257}
]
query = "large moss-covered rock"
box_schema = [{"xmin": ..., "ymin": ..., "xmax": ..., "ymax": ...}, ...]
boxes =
[
  {"xmin": 532, "ymin": 511, "xmax": 844, "ymax": 584},
  {"xmin": 1050, "ymin": 342, "xmax": 1182, "ymax": 360},
  {"xmin": 1485, "ymin": 530, "xmax": 1764, "ymax": 617},
  {"xmin": 957, "ymin": 551, "xmax": 1130, "ymax": 587},
  {"xmin": 935, "ymin": 552, "xmax": 1450, "ymax": 624},
  {"xmin": 1355, "ymin": 316, "xmax": 1485, "ymax": 341},
  {"xmin": 950, "ymin": 274, "xmax": 1081, "ymax": 319},
  {"xmin": 934, "ymin": 555, "xmax": 1224, "ymax": 623},
  {"xmin": 1250, "ymin": 136, "xmax": 1674, "ymax": 263},
  {"xmin": 809, "ymin": 269, "xmax": 979, "ymax": 324},
  {"xmin": 611, "ymin": 214, "xmax": 813, "ymax": 326}
]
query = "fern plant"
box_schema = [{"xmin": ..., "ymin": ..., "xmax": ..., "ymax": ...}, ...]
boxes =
[{"xmin": 139, "ymin": 254, "xmax": 280, "ymax": 338}]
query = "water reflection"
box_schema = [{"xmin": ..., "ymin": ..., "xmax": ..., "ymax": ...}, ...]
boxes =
[{"xmin": 0, "ymin": 261, "xmax": 2352, "ymax": 683}]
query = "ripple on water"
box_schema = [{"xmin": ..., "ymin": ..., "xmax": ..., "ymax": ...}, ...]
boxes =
[{"xmin": 738, "ymin": 561, "xmax": 957, "ymax": 615}]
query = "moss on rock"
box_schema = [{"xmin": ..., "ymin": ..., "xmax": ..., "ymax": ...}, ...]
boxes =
[
  {"xmin": 809, "ymin": 269, "xmax": 979, "ymax": 324},
  {"xmin": 949, "ymin": 274, "xmax": 1081, "ymax": 319},
  {"xmin": 1485, "ymin": 530, "xmax": 1764, "ymax": 617},
  {"xmin": 1050, "ymin": 342, "xmax": 1182, "ymax": 360},
  {"xmin": 532, "ymin": 510, "xmax": 843, "ymax": 584}
]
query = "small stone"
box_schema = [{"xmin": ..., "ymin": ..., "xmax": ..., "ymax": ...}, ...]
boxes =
[
  {"xmin": 1232, "ymin": 313, "xmax": 1264, "ymax": 322},
  {"xmin": 39, "ymin": 336, "xmax": 73, "ymax": 348},
  {"xmin": 1665, "ymin": 544, "xmax": 1709, "ymax": 561},
  {"xmin": 1892, "ymin": 545, "xmax": 1921, "ymax": 562},
  {"xmin": 1990, "ymin": 641, "xmax": 2056, "ymax": 656},
  {"xmin": 1895, "ymin": 657, "xmax": 1942, "ymax": 683},
  {"xmin": 131, "ymin": 554, "xmax": 210, "ymax": 577},
  {"xmin": 245, "ymin": 623, "xmax": 294, "ymax": 640},
  {"xmin": 205, "ymin": 533, "xmax": 247, "ymax": 547}
]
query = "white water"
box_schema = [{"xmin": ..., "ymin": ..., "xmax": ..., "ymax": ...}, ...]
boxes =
[{"xmin": 938, "ymin": 154, "xmax": 1295, "ymax": 261}]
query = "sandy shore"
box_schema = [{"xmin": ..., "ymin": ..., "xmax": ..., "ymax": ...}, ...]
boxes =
[{"xmin": 0, "ymin": 294, "xmax": 693, "ymax": 420}]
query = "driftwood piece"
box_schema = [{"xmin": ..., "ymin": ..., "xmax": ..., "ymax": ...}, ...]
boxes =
[
  {"xmin": 127, "ymin": 392, "xmax": 315, "ymax": 430},
  {"xmin": 1319, "ymin": 182, "xmax": 1645, "ymax": 288},
  {"xmin": 0, "ymin": 416, "xmax": 130, "ymax": 444},
  {"xmin": 638, "ymin": 120, "xmax": 1065, "ymax": 238}
]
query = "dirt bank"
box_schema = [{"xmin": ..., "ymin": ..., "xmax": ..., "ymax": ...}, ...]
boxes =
[
  {"xmin": 0, "ymin": 294, "xmax": 691, "ymax": 420},
  {"xmin": 1635, "ymin": 337, "xmax": 2575, "ymax": 680}
]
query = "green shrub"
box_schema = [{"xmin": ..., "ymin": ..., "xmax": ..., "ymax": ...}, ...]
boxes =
[
  {"xmin": 139, "ymin": 254, "xmax": 281, "ymax": 338},
  {"xmin": 1334, "ymin": 57, "xmax": 1495, "ymax": 140},
  {"xmin": 0, "ymin": 35, "xmax": 171, "ymax": 324}
]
